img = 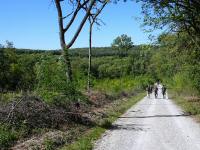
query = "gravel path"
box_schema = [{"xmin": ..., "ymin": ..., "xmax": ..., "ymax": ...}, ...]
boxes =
[{"xmin": 94, "ymin": 92, "xmax": 200, "ymax": 150}]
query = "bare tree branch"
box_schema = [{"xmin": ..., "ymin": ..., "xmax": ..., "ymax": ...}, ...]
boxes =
[{"xmin": 66, "ymin": 0, "xmax": 96, "ymax": 49}]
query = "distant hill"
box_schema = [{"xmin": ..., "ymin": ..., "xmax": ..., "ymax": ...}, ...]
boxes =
[{"xmin": 11, "ymin": 46, "xmax": 144, "ymax": 57}]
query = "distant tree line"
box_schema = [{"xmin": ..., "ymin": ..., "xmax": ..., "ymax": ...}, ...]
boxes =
[{"xmin": 1, "ymin": 46, "xmax": 144, "ymax": 57}]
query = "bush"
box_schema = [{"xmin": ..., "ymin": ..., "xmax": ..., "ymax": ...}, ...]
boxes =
[
  {"xmin": 0, "ymin": 125, "xmax": 17, "ymax": 148},
  {"xmin": 35, "ymin": 55, "xmax": 68, "ymax": 92},
  {"xmin": 43, "ymin": 138, "xmax": 55, "ymax": 150},
  {"xmin": 172, "ymin": 72, "xmax": 197, "ymax": 95},
  {"xmin": 191, "ymin": 63, "xmax": 200, "ymax": 93},
  {"xmin": 35, "ymin": 55, "xmax": 82, "ymax": 103},
  {"xmin": 100, "ymin": 119, "xmax": 112, "ymax": 129}
]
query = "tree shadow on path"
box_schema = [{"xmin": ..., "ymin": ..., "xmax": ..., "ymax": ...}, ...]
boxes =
[
  {"xmin": 119, "ymin": 113, "xmax": 190, "ymax": 119},
  {"xmin": 102, "ymin": 123, "xmax": 145, "ymax": 131}
]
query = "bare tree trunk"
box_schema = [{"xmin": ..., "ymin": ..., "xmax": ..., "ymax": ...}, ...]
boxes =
[
  {"xmin": 87, "ymin": 24, "xmax": 92, "ymax": 93},
  {"xmin": 86, "ymin": 2, "xmax": 107, "ymax": 94},
  {"xmin": 55, "ymin": 0, "xmax": 73, "ymax": 82},
  {"xmin": 63, "ymin": 47, "xmax": 73, "ymax": 81},
  {"xmin": 55, "ymin": 0, "xmax": 97, "ymax": 83},
  {"xmin": 59, "ymin": 31, "xmax": 73, "ymax": 82}
]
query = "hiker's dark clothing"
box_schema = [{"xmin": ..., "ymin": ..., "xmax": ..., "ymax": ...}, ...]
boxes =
[
  {"xmin": 147, "ymin": 85, "xmax": 153, "ymax": 98},
  {"xmin": 147, "ymin": 86, "xmax": 152, "ymax": 94},
  {"xmin": 154, "ymin": 87, "xmax": 158, "ymax": 98},
  {"xmin": 162, "ymin": 86, "xmax": 167, "ymax": 98}
]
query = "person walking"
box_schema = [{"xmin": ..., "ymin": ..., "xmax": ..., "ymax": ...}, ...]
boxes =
[
  {"xmin": 162, "ymin": 85, "xmax": 167, "ymax": 99},
  {"xmin": 154, "ymin": 86, "xmax": 158, "ymax": 99},
  {"xmin": 147, "ymin": 85, "xmax": 152, "ymax": 98}
]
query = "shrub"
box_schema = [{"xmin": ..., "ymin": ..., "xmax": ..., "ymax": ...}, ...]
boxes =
[
  {"xmin": 35, "ymin": 55, "xmax": 68, "ymax": 92},
  {"xmin": 0, "ymin": 125, "xmax": 17, "ymax": 148},
  {"xmin": 43, "ymin": 138, "xmax": 55, "ymax": 150},
  {"xmin": 35, "ymin": 55, "xmax": 82, "ymax": 103},
  {"xmin": 172, "ymin": 72, "xmax": 197, "ymax": 96},
  {"xmin": 100, "ymin": 119, "xmax": 112, "ymax": 129}
]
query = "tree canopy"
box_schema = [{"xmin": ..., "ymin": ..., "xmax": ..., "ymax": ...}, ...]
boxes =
[
  {"xmin": 111, "ymin": 34, "xmax": 133, "ymax": 56},
  {"xmin": 139, "ymin": 0, "xmax": 200, "ymax": 47}
]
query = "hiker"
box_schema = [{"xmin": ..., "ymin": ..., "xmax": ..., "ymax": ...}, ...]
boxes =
[
  {"xmin": 150, "ymin": 85, "xmax": 153, "ymax": 94},
  {"xmin": 154, "ymin": 86, "xmax": 158, "ymax": 99},
  {"xmin": 147, "ymin": 85, "xmax": 152, "ymax": 98},
  {"xmin": 162, "ymin": 85, "xmax": 167, "ymax": 99}
]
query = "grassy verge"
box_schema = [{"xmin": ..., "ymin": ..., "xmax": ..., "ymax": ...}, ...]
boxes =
[
  {"xmin": 0, "ymin": 92, "xmax": 22, "ymax": 103},
  {"xmin": 61, "ymin": 92, "xmax": 145, "ymax": 150},
  {"xmin": 170, "ymin": 91, "xmax": 200, "ymax": 122},
  {"xmin": 0, "ymin": 124, "xmax": 17, "ymax": 149}
]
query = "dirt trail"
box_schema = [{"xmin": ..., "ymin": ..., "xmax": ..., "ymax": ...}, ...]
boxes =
[{"xmin": 94, "ymin": 92, "xmax": 200, "ymax": 150}]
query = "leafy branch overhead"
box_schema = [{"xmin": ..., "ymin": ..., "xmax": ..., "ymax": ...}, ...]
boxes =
[{"xmin": 139, "ymin": 0, "xmax": 200, "ymax": 46}]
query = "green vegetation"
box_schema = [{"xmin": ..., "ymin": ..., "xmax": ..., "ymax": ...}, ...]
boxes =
[
  {"xmin": 0, "ymin": 125, "xmax": 17, "ymax": 149},
  {"xmin": 43, "ymin": 138, "xmax": 58, "ymax": 150},
  {"xmin": 0, "ymin": 123, "xmax": 33, "ymax": 149},
  {"xmin": 94, "ymin": 75, "xmax": 153, "ymax": 95},
  {"xmin": 0, "ymin": 30, "xmax": 200, "ymax": 149},
  {"xmin": 170, "ymin": 90, "xmax": 200, "ymax": 123},
  {"xmin": 111, "ymin": 34, "xmax": 133, "ymax": 57},
  {"xmin": 61, "ymin": 127, "xmax": 105, "ymax": 150},
  {"xmin": 172, "ymin": 94, "xmax": 200, "ymax": 116}
]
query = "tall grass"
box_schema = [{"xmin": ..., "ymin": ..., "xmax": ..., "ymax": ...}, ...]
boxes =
[
  {"xmin": 165, "ymin": 72, "xmax": 199, "ymax": 96},
  {"xmin": 93, "ymin": 75, "xmax": 154, "ymax": 95}
]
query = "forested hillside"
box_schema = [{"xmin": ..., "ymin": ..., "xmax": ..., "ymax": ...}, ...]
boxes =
[{"xmin": 1, "ymin": 33, "xmax": 199, "ymax": 96}]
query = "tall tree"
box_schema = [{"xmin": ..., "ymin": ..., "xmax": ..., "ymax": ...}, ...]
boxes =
[
  {"xmin": 87, "ymin": 1, "xmax": 108, "ymax": 93},
  {"xmin": 111, "ymin": 34, "xmax": 133, "ymax": 57},
  {"xmin": 54, "ymin": 0, "xmax": 108, "ymax": 82},
  {"xmin": 111, "ymin": 34, "xmax": 133, "ymax": 87}
]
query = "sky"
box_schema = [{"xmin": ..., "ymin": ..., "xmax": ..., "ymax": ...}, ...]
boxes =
[{"xmin": 0, "ymin": 0, "xmax": 162, "ymax": 50}]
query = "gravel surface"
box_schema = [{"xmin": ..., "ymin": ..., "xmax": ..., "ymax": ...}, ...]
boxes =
[{"xmin": 94, "ymin": 92, "xmax": 200, "ymax": 150}]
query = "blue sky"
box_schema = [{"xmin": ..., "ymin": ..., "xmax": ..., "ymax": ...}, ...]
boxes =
[{"xmin": 0, "ymin": 0, "xmax": 162, "ymax": 50}]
